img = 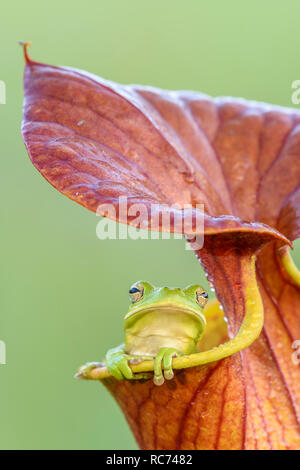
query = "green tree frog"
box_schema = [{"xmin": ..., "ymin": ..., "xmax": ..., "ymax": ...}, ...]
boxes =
[{"xmin": 82, "ymin": 281, "xmax": 208, "ymax": 386}]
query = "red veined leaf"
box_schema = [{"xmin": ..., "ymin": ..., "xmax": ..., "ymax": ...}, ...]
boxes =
[{"xmin": 21, "ymin": 44, "xmax": 300, "ymax": 449}]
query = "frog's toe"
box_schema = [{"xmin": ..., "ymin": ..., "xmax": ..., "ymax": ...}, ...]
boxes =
[
  {"xmin": 153, "ymin": 374, "xmax": 165, "ymax": 386},
  {"xmin": 118, "ymin": 358, "xmax": 135, "ymax": 380},
  {"xmin": 164, "ymin": 368, "xmax": 174, "ymax": 380},
  {"xmin": 153, "ymin": 348, "xmax": 182, "ymax": 385},
  {"xmin": 109, "ymin": 364, "xmax": 126, "ymax": 381},
  {"xmin": 107, "ymin": 357, "xmax": 133, "ymax": 381},
  {"xmin": 153, "ymin": 348, "xmax": 168, "ymax": 386}
]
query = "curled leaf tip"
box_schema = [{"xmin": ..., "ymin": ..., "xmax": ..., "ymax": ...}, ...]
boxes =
[{"xmin": 19, "ymin": 40, "xmax": 32, "ymax": 63}]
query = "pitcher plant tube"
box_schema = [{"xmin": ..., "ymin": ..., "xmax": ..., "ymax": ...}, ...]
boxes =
[{"xmin": 21, "ymin": 43, "xmax": 300, "ymax": 450}]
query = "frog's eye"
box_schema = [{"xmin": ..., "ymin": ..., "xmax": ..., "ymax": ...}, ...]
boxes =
[
  {"xmin": 196, "ymin": 288, "xmax": 208, "ymax": 308},
  {"xmin": 129, "ymin": 284, "xmax": 144, "ymax": 303}
]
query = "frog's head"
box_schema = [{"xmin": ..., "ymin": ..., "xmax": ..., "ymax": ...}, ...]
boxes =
[{"xmin": 124, "ymin": 280, "xmax": 208, "ymax": 331}]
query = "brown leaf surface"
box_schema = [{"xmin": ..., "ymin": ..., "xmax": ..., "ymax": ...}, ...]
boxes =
[{"xmin": 22, "ymin": 47, "xmax": 300, "ymax": 449}]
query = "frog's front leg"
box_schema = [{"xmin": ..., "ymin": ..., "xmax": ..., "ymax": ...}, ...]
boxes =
[
  {"xmin": 153, "ymin": 347, "xmax": 183, "ymax": 386},
  {"xmin": 106, "ymin": 344, "xmax": 152, "ymax": 381}
]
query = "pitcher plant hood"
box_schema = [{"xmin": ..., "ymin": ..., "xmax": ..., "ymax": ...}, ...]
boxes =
[{"xmin": 21, "ymin": 43, "xmax": 300, "ymax": 450}]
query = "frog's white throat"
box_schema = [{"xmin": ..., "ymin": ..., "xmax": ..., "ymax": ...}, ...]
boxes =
[{"xmin": 125, "ymin": 308, "xmax": 205, "ymax": 356}]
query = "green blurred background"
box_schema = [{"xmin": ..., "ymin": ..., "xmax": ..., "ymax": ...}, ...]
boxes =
[{"xmin": 0, "ymin": 0, "xmax": 299, "ymax": 450}]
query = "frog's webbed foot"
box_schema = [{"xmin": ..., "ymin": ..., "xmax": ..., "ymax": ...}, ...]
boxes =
[
  {"xmin": 75, "ymin": 361, "xmax": 104, "ymax": 379},
  {"xmin": 153, "ymin": 347, "xmax": 182, "ymax": 386}
]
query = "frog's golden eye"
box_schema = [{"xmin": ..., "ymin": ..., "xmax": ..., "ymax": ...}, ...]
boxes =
[
  {"xmin": 129, "ymin": 284, "xmax": 144, "ymax": 303},
  {"xmin": 196, "ymin": 288, "xmax": 208, "ymax": 308}
]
